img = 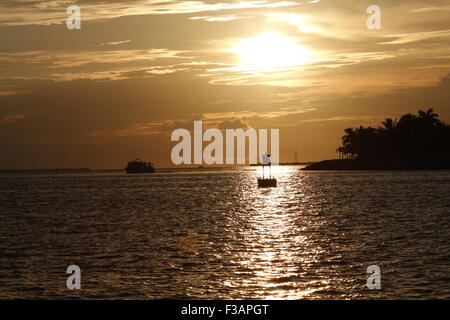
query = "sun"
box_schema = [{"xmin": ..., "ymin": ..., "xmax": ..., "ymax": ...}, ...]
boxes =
[{"xmin": 233, "ymin": 32, "xmax": 312, "ymax": 72}]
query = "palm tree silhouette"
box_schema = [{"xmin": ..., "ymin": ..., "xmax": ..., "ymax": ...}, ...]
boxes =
[
  {"xmin": 418, "ymin": 108, "xmax": 440, "ymax": 128},
  {"xmin": 382, "ymin": 118, "xmax": 397, "ymax": 131},
  {"xmin": 336, "ymin": 109, "xmax": 448, "ymax": 160}
]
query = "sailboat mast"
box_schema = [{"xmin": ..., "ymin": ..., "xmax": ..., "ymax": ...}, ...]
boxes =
[{"xmin": 269, "ymin": 163, "xmax": 271, "ymax": 179}]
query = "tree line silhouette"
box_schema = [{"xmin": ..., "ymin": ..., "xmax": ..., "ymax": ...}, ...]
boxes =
[{"xmin": 337, "ymin": 108, "xmax": 450, "ymax": 160}]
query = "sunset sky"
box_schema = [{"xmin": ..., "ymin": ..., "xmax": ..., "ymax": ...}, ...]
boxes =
[{"xmin": 1, "ymin": 0, "xmax": 449, "ymax": 169}]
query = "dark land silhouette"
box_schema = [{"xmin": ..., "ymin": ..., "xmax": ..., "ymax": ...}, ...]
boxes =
[{"xmin": 304, "ymin": 108, "xmax": 450, "ymax": 170}]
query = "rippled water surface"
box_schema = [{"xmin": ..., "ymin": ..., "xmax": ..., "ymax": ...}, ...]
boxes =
[{"xmin": 0, "ymin": 167, "xmax": 449, "ymax": 299}]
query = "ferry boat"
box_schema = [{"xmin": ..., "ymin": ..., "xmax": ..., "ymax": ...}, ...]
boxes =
[{"xmin": 124, "ymin": 159, "xmax": 156, "ymax": 174}]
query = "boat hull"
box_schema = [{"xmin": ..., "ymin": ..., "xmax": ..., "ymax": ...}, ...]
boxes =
[
  {"xmin": 125, "ymin": 168, "xmax": 156, "ymax": 174},
  {"xmin": 257, "ymin": 178, "xmax": 277, "ymax": 188}
]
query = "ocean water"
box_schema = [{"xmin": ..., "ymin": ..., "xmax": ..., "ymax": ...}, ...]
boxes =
[{"xmin": 0, "ymin": 167, "xmax": 449, "ymax": 299}]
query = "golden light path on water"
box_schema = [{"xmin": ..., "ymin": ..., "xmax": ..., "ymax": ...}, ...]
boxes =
[
  {"xmin": 1, "ymin": 168, "xmax": 449, "ymax": 298},
  {"xmin": 221, "ymin": 166, "xmax": 331, "ymax": 299}
]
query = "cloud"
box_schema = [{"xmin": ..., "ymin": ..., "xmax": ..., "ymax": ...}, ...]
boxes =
[
  {"xmin": 99, "ymin": 40, "xmax": 131, "ymax": 47},
  {"xmin": 49, "ymin": 70, "xmax": 139, "ymax": 81},
  {"xmin": 0, "ymin": 49, "xmax": 182, "ymax": 68},
  {"xmin": 216, "ymin": 118, "xmax": 251, "ymax": 129},
  {"xmin": 189, "ymin": 15, "xmax": 246, "ymax": 22},
  {"xmin": 381, "ymin": 29, "xmax": 450, "ymax": 45},
  {"xmin": 202, "ymin": 49, "xmax": 396, "ymax": 86},
  {"xmin": 201, "ymin": 108, "xmax": 315, "ymax": 121},
  {"xmin": 80, "ymin": 106, "xmax": 315, "ymax": 139},
  {"xmin": 0, "ymin": 113, "xmax": 27, "ymax": 123},
  {"xmin": 0, "ymin": 49, "xmax": 189, "ymax": 80},
  {"xmin": 0, "ymin": 1, "xmax": 300, "ymax": 26},
  {"xmin": 302, "ymin": 115, "xmax": 389, "ymax": 123},
  {"xmin": 35, "ymin": 1, "xmax": 75, "ymax": 10},
  {"xmin": 0, "ymin": 91, "xmax": 20, "ymax": 96},
  {"xmin": 411, "ymin": 5, "xmax": 450, "ymax": 13}
]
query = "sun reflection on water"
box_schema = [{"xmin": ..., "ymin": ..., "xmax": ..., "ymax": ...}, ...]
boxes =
[{"xmin": 222, "ymin": 166, "xmax": 331, "ymax": 299}]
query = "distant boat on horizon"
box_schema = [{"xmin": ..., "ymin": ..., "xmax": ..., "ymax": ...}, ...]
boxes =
[{"xmin": 124, "ymin": 159, "xmax": 156, "ymax": 174}]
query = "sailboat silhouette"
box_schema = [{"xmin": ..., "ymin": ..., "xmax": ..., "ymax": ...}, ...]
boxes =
[{"xmin": 257, "ymin": 153, "xmax": 277, "ymax": 188}]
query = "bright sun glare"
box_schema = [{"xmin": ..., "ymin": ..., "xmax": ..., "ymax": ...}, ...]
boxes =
[{"xmin": 233, "ymin": 32, "xmax": 312, "ymax": 72}]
